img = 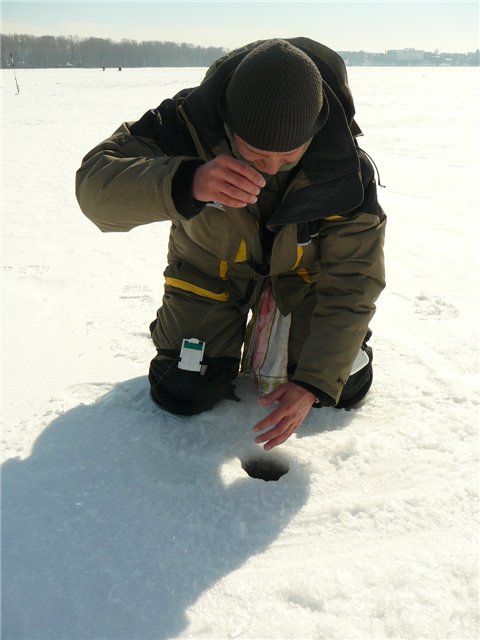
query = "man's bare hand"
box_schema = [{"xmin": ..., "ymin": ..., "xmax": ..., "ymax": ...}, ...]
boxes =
[
  {"xmin": 192, "ymin": 155, "xmax": 266, "ymax": 208},
  {"xmin": 252, "ymin": 383, "xmax": 316, "ymax": 450}
]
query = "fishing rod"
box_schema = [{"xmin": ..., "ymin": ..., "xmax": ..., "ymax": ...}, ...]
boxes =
[{"xmin": 10, "ymin": 53, "xmax": 20, "ymax": 94}]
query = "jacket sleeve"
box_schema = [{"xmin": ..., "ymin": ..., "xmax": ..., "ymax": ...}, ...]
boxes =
[
  {"xmin": 75, "ymin": 122, "xmax": 202, "ymax": 232},
  {"xmin": 292, "ymin": 191, "xmax": 386, "ymax": 404}
]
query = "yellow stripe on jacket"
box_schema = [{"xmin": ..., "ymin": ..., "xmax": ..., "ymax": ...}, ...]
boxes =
[{"xmin": 165, "ymin": 277, "xmax": 230, "ymax": 302}]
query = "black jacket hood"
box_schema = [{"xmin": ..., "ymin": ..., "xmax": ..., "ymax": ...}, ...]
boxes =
[{"xmin": 178, "ymin": 38, "xmax": 366, "ymax": 224}]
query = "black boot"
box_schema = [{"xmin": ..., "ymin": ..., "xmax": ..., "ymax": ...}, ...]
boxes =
[{"xmin": 336, "ymin": 332, "xmax": 374, "ymax": 409}]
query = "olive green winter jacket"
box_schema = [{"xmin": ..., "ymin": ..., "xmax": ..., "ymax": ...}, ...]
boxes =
[{"xmin": 76, "ymin": 37, "xmax": 386, "ymax": 404}]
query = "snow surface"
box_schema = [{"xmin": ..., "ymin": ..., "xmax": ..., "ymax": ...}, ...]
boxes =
[{"xmin": 2, "ymin": 67, "xmax": 479, "ymax": 639}]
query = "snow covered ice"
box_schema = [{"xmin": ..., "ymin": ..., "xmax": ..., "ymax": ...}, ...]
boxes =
[{"xmin": 2, "ymin": 66, "xmax": 479, "ymax": 639}]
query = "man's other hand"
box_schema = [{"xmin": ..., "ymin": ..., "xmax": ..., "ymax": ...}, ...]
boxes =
[{"xmin": 253, "ymin": 382, "xmax": 316, "ymax": 450}]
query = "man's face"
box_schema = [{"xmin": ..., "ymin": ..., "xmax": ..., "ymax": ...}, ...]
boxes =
[{"xmin": 233, "ymin": 134, "xmax": 308, "ymax": 176}]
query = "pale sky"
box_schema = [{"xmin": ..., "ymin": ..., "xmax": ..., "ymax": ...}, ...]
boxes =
[{"xmin": 2, "ymin": 1, "xmax": 479, "ymax": 53}]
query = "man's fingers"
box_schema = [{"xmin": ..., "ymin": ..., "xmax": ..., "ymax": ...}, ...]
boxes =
[
  {"xmin": 258, "ymin": 387, "xmax": 285, "ymax": 406},
  {"xmin": 263, "ymin": 428, "xmax": 296, "ymax": 451},
  {"xmin": 215, "ymin": 194, "xmax": 249, "ymax": 208},
  {"xmin": 193, "ymin": 155, "xmax": 266, "ymax": 205},
  {"xmin": 254, "ymin": 418, "xmax": 292, "ymax": 444},
  {"xmin": 256, "ymin": 422, "xmax": 297, "ymax": 451},
  {"xmin": 219, "ymin": 178, "xmax": 259, "ymax": 204},
  {"xmin": 221, "ymin": 155, "xmax": 266, "ymax": 188},
  {"xmin": 253, "ymin": 406, "xmax": 285, "ymax": 433}
]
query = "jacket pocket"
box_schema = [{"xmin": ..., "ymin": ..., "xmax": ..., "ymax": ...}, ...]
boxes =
[{"xmin": 164, "ymin": 260, "xmax": 230, "ymax": 302}]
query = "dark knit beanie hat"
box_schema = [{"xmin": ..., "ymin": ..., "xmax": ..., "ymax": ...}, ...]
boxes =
[{"xmin": 219, "ymin": 39, "xmax": 325, "ymax": 152}]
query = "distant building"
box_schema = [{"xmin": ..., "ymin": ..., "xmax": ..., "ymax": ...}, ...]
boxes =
[{"xmin": 387, "ymin": 48, "xmax": 425, "ymax": 63}]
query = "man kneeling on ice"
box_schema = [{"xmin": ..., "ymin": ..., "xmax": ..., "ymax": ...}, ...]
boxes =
[{"xmin": 76, "ymin": 38, "xmax": 386, "ymax": 450}]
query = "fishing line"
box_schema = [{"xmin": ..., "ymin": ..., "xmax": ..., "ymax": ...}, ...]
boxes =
[{"xmin": 10, "ymin": 54, "xmax": 20, "ymax": 94}]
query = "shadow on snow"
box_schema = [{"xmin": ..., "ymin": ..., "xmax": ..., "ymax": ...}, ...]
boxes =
[{"xmin": 1, "ymin": 375, "xmax": 346, "ymax": 639}]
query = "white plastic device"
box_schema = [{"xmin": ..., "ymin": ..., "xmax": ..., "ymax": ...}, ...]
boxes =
[{"xmin": 178, "ymin": 338, "xmax": 205, "ymax": 372}]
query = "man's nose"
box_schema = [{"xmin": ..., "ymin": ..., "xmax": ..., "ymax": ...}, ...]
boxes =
[{"xmin": 259, "ymin": 158, "xmax": 282, "ymax": 175}]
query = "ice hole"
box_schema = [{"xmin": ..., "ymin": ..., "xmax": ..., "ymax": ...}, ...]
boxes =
[{"xmin": 241, "ymin": 454, "xmax": 290, "ymax": 481}]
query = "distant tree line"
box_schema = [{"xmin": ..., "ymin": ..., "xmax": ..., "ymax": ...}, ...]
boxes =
[
  {"xmin": 1, "ymin": 33, "xmax": 227, "ymax": 68},
  {"xmin": 2, "ymin": 33, "xmax": 478, "ymax": 69}
]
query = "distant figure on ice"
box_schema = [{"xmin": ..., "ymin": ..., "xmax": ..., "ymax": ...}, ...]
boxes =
[{"xmin": 76, "ymin": 38, "xmax": 386, "ymax": 450}]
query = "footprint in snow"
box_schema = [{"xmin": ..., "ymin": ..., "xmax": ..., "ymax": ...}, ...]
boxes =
[
  {"xmin": 414, "ymin": 293, "xmax": 459, "ymax": 320},
  {"xmin": 119, "ymin": 284, "xmax": 153, "ymax": 303}
]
